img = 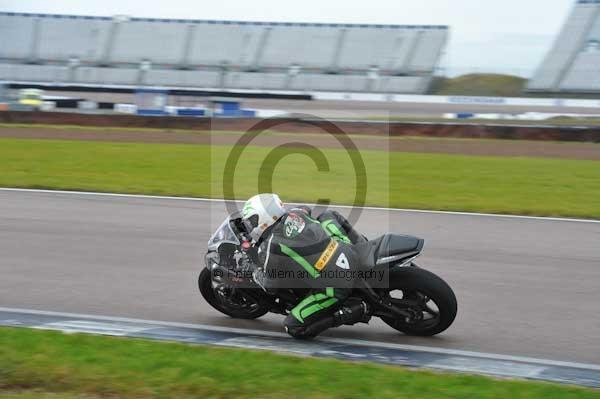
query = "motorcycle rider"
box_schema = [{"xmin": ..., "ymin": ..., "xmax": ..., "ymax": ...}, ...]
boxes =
[{"xmin": 240, "ymin": 193, "xmax": 371, "ymax": 339}]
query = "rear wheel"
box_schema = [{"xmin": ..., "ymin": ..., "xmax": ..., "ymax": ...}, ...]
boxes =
[
  {"xmin": 198, "ymin": 268, "xmax": 270, "ymax": 319},
  {"xmin": 381, "ymin": 266, "xmax": 457, "ymax": 336}
]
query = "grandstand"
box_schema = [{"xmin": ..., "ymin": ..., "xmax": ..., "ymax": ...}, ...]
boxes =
[
  {"xmin": 528, "ymin": 0, "xmax": 600, "ymax": 93},
  {"xmin": 0, "ymin": 12, "xmax": 448, "ymax": 94}
]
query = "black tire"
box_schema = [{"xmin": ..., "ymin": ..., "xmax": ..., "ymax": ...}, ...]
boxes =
[
  {"xmin": 381, "ymin": 266, "xmax": 457, "ymax": 336},
  {"xmin": 198, "ymin": 268, "xmax": 270, "ymax": 319}
]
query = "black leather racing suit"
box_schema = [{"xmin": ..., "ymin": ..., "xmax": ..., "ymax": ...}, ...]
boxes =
[{"xmin": 255, "ymin": 208, "xmax": 368, "ymax": 338}]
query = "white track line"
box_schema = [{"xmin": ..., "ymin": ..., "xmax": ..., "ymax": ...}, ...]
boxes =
[
  {"xmin": 1, "ymin": 187, "xmax": 599, "ymax": 224},
  {"xmin": 1, "ymin": 307, "xmax": 599, "ymax": 371}
]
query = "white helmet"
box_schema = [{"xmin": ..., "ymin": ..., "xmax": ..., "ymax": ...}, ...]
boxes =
[{"xmin": 241, "ymin": 193, "xmax": 286, "ymax": 241}]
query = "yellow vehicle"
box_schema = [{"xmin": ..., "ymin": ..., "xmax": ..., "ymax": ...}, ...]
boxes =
[{"xmin": 18, "ymin": 88, "xmax": 44, "ymax": 108}]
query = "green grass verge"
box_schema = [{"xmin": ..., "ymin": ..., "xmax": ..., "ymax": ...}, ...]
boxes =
[
  {"xmin": 1, "ymin": 138, "xmax": 599, "ymax": 218},
  {"xmin": 0, "ymin": 392, "xmax": 102, "ymax": 399},
  {"xmin": 1, "ymin": 327, "xmax": 598, "ymax": 399}
]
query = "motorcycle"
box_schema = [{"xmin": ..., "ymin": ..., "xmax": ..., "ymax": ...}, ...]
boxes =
[{"xmin": 199, "ymin": 213, "xmax": 457, "ymax": 337}]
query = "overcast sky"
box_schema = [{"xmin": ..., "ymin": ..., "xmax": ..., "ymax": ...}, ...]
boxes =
[{"xmin": 2, "ymin": 0, "xmax": 576, "ymax": 77}]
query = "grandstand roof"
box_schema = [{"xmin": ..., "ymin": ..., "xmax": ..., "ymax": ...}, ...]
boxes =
[{"xmin": 0, "ymin": 12, "xmax": 448, "ymax": 30}]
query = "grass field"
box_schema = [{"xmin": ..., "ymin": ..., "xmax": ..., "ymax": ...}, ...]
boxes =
[
  {"xmin": 1, "ymin": 137, "xmax": 600, "ymax": 218},
  {"xmin": 1, "ymin": 327, "xmax": 598, "ymax": 399}
]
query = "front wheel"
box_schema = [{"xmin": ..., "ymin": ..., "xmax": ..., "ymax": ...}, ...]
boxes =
[
  {"xmin": 198, "ymin": 268, "xmax": 270, "ymax": 319},
  {"xmin": 381, "ymin": 266, "xmax": 457, "ymax": 336}
]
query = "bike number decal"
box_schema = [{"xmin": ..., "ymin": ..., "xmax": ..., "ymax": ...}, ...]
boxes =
[{"xmin": 336, "ymin": 253, "xmax": 350, "ymax": 269}]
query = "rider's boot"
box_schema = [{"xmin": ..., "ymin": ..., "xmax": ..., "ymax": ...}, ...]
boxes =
[{"xmin": 285, "ymin": 298, "xmax": 371, "ymax": 339}]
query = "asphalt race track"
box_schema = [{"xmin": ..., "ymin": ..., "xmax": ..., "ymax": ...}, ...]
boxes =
[{"xmin": 1, "ymin": 189, "xmax": 599, "ymax": 364}]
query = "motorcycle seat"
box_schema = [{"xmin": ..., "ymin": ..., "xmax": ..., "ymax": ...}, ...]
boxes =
[{"xmin": 355, "ymin": 233, "xmax": 424, "ymax": 268}]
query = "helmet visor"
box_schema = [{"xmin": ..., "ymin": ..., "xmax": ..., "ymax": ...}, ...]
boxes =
[{"xmin": 241, "ymin": 214, "xmax": 259, "ymax": 234}]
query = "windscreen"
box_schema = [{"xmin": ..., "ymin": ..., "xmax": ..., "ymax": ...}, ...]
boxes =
[{"xmin": 207, "ymin": 217, "xmax": 240, "ymax": 250}]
